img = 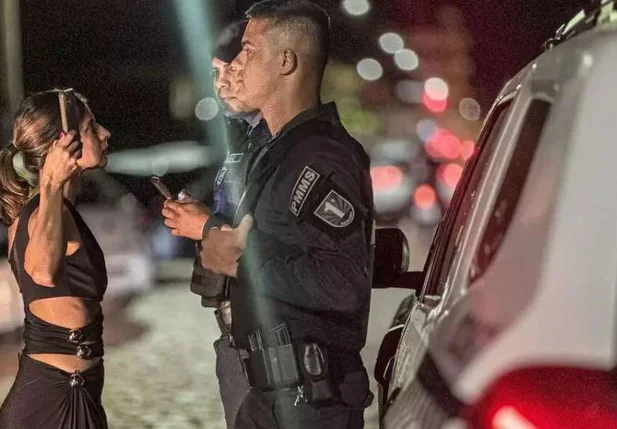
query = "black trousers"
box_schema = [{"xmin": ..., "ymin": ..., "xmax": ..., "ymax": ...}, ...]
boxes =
[
  {"xmin": 0, "ymin": 355, "xmax": 108, "ymax": 429},
  {"xmin": 235, "ymin": 369, "xmax": 371, "ymax": 429},
  {"xmin": 215, "ymin": 335, "xmax": 251, "ymax": 429}
]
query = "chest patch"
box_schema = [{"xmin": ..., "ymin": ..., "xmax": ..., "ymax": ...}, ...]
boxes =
[
  {"xmin": 225, "ymin": 153, "xmax": 244, "ymax": 164},
  {"xmin": 289, "ymin": 166, "xmax": 320, "ymax": 216},
  {"xmin": 215, "ymin": 166, "xmax": 228, "ymax": 187}
]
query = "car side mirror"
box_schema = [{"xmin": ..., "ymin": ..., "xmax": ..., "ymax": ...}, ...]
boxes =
[{"xmin": 372, "ymin": 228, "xmax": 424, "ymax": 292}]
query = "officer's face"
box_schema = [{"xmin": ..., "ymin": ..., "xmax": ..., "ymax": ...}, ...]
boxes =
[
  {"xmin": 212, "ymin": 58, "xmax": 253, "ymax": 115},
  {"xmin": 232, "ymin": 19, "xmax": 279, "ymax": 112}
]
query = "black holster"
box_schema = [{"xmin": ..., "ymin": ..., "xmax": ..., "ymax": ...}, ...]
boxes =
[{"xmin": 244, "ymin": 324, "xmax": 339, "ymax": 407}]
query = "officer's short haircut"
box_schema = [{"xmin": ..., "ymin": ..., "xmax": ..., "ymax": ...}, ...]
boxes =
[
  {"xmin": 246, "ymin": 0, "xmax": 331, "ymax": 76},
  {"xmin": 213, "ymin": 20, "xmax": 248, "ymax": 63}
]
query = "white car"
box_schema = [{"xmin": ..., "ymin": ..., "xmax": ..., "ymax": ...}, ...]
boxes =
[{"xmin": 379, "ymin": 3, "xmax": 617, "ymax": 428}]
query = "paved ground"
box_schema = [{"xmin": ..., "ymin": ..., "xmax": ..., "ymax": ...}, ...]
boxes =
[{"xmin": 0, "ymin": 222, "xmax": 431, "ymax": 429}]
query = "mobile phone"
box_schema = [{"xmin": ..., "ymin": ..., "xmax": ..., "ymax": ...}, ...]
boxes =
[
  {"xmin": 58, "ymin": 89, "xmax": 82, "ymax": 155},
  {"xmin": 150, "ymin": 176, "xmax": 174, "ymax": 200}
]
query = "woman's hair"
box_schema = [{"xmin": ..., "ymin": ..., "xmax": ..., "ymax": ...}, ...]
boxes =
[{"xmin": 0, "ymin": 89, "xmax": 88, "ymax": 226}]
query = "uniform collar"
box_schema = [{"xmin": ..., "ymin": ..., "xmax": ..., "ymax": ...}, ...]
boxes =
[{"xmin": 274, "ymin": 102, "xmax": 339, "ymax": 140}]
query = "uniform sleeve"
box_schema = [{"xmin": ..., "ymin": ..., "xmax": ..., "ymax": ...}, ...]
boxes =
[{"xmin": 236, "ymin": 139, "xmax": 372, "ymax": 314}]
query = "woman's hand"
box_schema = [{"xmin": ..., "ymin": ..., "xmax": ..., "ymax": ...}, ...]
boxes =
[{"xmin": 39, "ymin": 131, "xmax": 81, "ymax": 190}]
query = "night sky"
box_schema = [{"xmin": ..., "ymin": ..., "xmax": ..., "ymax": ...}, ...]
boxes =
[{"xmin": 19, "ymin": 0, "xmax": 584, "ymax": 150}]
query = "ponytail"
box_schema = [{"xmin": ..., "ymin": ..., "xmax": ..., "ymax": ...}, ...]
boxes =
[{"xmin": 0, "ymin": 146, "xmax": 31, "ymax": 226}]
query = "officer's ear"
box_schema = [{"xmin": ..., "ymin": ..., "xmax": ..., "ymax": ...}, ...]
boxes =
[{"xmin": 280, "ymin": 48, "xmax": 298, "ymax": 76}]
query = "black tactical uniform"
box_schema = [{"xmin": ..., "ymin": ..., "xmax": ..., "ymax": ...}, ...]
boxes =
[
  {"xmin": 189, "ymin": 116, "xmax": 270, "ymax": 429},
  {"xmin": 232, "ymin": 103, "xmax": 374, "ymax": 429}
]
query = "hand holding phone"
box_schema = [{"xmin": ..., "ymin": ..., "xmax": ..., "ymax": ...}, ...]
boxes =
[
  {"xmin": 150, "ymin": 176, "xmax": 174, "ymax": 200},
  {"xmin": 58, "ymin": 89, "xmax": 82, "ymax": 157}
]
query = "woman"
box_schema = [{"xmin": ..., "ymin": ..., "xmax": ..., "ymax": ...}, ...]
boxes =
[{"xmin": 0, "ymin": 89, "xmax": 111, "ymax": 428}]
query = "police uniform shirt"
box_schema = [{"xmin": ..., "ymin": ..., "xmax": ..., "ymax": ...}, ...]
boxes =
[{"xmin": 232, "ymin": 102, "xmax": 374, "ymax": 354}]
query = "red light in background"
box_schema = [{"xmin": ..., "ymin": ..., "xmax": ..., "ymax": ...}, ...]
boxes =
[
  {"xmin": 441, "ymin": 134, "xmax": 462, "ymax": 160},
  {"xmin": 425, "ymin": 129, "xmax": 461, "ymax": 160},
  {"xmin": 492, "ymin": 406, "xmax": 537, "ymax": 429},
  {"xmin": 413, "ymin": 184, "xmax": 437, "ymax": 209},
  {"xmin": 437, "ymin": 163, "xmax": 464, "ymax": 189},
  {"xmin": 461, "ymin": 139, "xmax": 476, "ymax": 161},
  {"xmin": 371, "ymin": 165, "xmax": 404, "ymax": 191},
  {"xmin": 423, "ymin": 92, "xmax": 447, "ymax": 113}
]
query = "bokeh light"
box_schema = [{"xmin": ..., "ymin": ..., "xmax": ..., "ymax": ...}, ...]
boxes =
[
  {"xmin": 394, "ymin": 49, "xmax": 419, "ymax": 71},
  {"xmin": 357, "ymin": 58, "xmax": 383, "ymax": 81},
  {"xmin": 425, "ymin": 77, "xmax": 449, "ymax": 101},
  {"xmin": 195, "ymin": 97, "xmax": 219, "ymax": 121},
  {"xmin": 414, "ymin": 184, "xmax": 438, "ymax": 209},
  {"xmin": 459, "ymin": 97, "xmax": 482, "ymax": 121},
  {"xmin": 379, "ymin": 32, "xmax": 404, "ymax": 54},
  {"xmin": 342, "ymin": 0, "xmax": 370, "ymax": 17}
]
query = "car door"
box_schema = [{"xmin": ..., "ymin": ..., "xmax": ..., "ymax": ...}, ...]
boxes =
[{"xmin": 384, "ymin": 97, "xmax": 516, "ymax": 413}]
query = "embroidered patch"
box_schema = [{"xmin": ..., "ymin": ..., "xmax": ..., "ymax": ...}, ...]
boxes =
[
  {"xmin": 215, "ymin": 167, "xmax": 228, "ymax": 187},
  {"xmin": 225, "ymin": 153, "xmax": 244, "ymax": 164},
  {"xmin": 289, "ymin": 166, "xmax": 320, "ymax": 216},
  {"xmin": 314, "ymin": 190, "xmax": 355, "ymax": 227}
]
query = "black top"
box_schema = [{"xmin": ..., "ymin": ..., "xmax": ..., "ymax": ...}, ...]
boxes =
[
  {"xmin": 9, "ymin": 194, "xmax": 108, "ymax": 306},
  {"xmin": 232, "ymin": 102, "xmax": 374, "ymax": 355}
]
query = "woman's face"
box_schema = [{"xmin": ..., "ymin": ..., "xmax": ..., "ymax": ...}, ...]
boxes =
[{"xmin": 75, "ymin": 110, "xmax": 111, "ymax": 170}]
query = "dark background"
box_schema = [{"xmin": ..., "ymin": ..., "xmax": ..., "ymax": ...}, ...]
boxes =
[{"xmin": 20, "ymin": 0, "xmax": 583, "ymax": 152}]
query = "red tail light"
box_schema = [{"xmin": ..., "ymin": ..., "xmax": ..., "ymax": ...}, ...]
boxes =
[{"xmin": 466, "ymin": 366, "xmax": 617, "ymax": 429}]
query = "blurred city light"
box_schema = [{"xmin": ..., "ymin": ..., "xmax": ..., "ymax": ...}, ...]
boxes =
[
  {"xmin": 440, "ymin": 134, "xmax": 462, "ymax": 160},
  {"xmin": 461, "ymin": 139, "xmax": 476, "ymax": 160},
  {"xmin": 437, "ymin": 163, "xmax": 464, "ymax": 189},
  {"xmin": 422, "ymin": 92, "xmax": 448, "ymax": 113},
  {"xmin": 195, "ymin": 97, "xmax": 219, "ymax": 121},
  {"xmin": 371, "ymin": 165, "xmax": 404, "ymax": 191},
  {"xmin": 425, "ymin": 129, "xmax": 463, "ymax": 160},
  {"xmin": 342, "ymin": 0, "xmax": 370, "ymax": 17},
  {"xmin": 425, "ymin": 77, "xmax": 449, "ymax": 101},
  {"xmin": 106, "ymin": 141, "xmax": 217, "ymax": 176},
  {"xmin": 459, "ymin": 97, "xmax": 482, "ymax": 121},
  {"xmin": 357, "ymin": 58, "xmax": 383, "ymax": 81},
  {"xmin": 416, "ymin": 118, "xmax": 438, "ymax": 142},
  {"xmin": 413, "ymin": 184, "xmax": 437, "ymax": 209},
  {"xmin": 151, "ymin": 157, "xmax": 170, "ymax": 176},
  {"xmin": 379, "ymin": 32, "xmax": 404, "ymax": 54},
  {"xmin": 395, "ymin": 80, "xmax": 424, "ymax": 104},
  {"xmin": 394, "ymin": 49, "xmax": 419, "ymax": 71}
]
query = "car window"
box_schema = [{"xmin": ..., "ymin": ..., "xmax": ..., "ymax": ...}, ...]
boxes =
[
  {"xmin": 423, "ymin": 101, "xmax": 512, "ymax": 297},
  {"xmin": 469, "ymin": 100, "xmax": 552, "ymax": 283}
]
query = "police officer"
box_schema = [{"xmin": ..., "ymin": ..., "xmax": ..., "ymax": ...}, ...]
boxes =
[
  {"xmin": 161, "ymin": 20, "xmax": 270, "ymax": 429},
  {"xmin": 198, "ymin": 1, "xmax": 374, "ymax": 428}
]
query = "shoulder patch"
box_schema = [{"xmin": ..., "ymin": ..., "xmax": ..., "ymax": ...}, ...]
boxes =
[
  {"xmin": 314, "ymin": 190, "xmax": 355, "ymax": 227},
  {"xmin": 289, "ymin": 166, "xmax": 321, "ymax": 216}
]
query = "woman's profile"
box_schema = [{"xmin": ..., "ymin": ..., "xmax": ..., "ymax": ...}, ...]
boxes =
[{"xmin": 0, "ymin": 89, "xmax": 111, "ymax": 429}]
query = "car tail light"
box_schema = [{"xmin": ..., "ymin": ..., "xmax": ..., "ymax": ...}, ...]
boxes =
[{"xmin": 465, "ymin": 365, "xmax": 617, "ymax": 429}]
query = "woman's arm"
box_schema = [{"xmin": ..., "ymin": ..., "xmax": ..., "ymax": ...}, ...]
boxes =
[
  {"xmin": 24, "ymin": 184, "xmax": 67, "ymax": 287},
  {"xmin": 23, "ymin": 131, "xmax": 81, "ymax": 286}
]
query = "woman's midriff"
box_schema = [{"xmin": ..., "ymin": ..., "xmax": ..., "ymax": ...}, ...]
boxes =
[{"xmin": 27, "ymin": 297, "xmax": 103, "ymax": 373}]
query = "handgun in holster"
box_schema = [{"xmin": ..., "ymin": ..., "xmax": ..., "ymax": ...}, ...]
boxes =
[{"xmin": 245, "ymin": 324, "xmax": 339, "ymax": 407}]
